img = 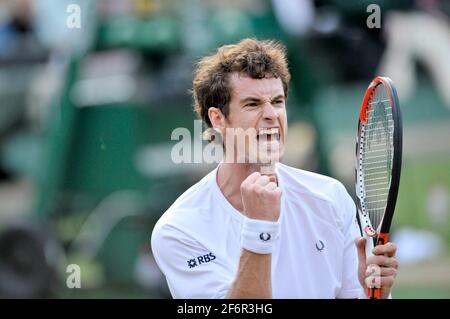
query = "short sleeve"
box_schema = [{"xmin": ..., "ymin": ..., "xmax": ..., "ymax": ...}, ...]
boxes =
[
  {"xmin": 334, "ymin": 183, "xmax": 365, "ymax": 299},
  {"xmin": 151, "ymin": 224, "xmax": 233, "ymax": 299}
]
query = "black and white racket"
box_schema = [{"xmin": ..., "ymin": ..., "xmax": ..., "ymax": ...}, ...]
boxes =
[{"xmin": 355, "ymin": 76, "xmax": 402, "ymax": 299}]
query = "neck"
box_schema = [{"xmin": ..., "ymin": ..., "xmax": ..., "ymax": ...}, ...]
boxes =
[{"xmin": 216, "ymin": 163, "xmax": 277, "ymax": 213}]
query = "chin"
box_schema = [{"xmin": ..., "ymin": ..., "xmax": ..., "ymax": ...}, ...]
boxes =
[{"xmin": 258, "ymin": 150, "xmax": 283, "ymax": 165}]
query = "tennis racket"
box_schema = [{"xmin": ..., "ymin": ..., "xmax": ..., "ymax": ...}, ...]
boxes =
[{"xmin": 355, "ymin": 76, "xmax": 402, "ymax": 299}]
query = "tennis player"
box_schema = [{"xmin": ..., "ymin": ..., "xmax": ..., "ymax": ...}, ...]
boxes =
[{"xmin": 151, "ymin": 38, "xmax": 398, "ymax": 298}]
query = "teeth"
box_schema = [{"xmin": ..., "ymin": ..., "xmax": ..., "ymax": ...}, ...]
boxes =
[{"xmin": 259, "ymin": 128, "xmax": 279, "ymax": 136}]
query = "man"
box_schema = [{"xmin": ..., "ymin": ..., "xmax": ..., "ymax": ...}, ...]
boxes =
[{"xmin": 151, "ymin": 38, "xmax": 398, "ymax": 298}]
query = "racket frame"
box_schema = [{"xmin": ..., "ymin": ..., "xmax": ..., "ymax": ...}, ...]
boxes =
[{"xmin": 355, "ymin": 76, "xmax": 402, "ymax": 299}]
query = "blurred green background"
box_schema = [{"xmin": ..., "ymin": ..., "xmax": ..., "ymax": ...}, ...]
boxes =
[{"xmin": 0, "ymin": 0, "xmax": 449, "ymax": 298}]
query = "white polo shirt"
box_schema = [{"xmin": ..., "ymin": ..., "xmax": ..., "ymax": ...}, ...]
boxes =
[{"xmin": 151, "ymin": 163, "xmax": 364, "ymax": 298}]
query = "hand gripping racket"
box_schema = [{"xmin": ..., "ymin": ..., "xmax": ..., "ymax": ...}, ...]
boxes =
[{"xmin": 355, "ymin": 76, "xmax": 402, "ymax": 299}]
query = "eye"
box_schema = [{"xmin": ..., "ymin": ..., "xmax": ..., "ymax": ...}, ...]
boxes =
[
  {"xmin": 273, "ymin": 100, "xmax": 284, "ymax": 106},
  {"xmin": 245, "ymin": 102, "xmax": 259, "ymax": 107}
]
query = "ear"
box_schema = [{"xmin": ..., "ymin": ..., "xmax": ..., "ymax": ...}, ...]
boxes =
[{"xmin": 208, "ymin": 107, "xmax": 226, "ymax": 132}]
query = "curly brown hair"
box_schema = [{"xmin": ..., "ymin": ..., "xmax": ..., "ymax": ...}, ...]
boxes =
[{"xmin": 192, "ymin": 38, "xmax": 291, "ymax": 127}]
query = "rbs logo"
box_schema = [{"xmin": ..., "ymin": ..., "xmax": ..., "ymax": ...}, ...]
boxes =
[{"xmin": 187, "ymin": 252, "xmax": 216, "ymax": 269}]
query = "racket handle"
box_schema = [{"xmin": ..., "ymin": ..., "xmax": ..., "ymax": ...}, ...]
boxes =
[
  {"xmin": 367, "ymin": 233, "xmax": 390, "ymax": 299},
  {"xmin": 376, "ymin": 233, "xmax": 389, "ymax": 246},
  {"xmin": 368, "ymin": 287, "xmax": 382, "ymax": 299}
]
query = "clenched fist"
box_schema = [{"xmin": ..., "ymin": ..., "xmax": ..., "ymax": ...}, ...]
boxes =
[{"xmin": 240, "ymin": 172, "xmax": 282, "ymax": 222}]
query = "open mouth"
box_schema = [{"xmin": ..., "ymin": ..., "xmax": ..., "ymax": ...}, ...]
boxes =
[{"xmin": 257, "ymin": 127, "xmax": 280, "ymax": 142}]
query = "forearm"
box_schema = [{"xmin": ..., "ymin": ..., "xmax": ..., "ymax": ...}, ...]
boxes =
[
  {"xmin": 227, "ymin": 172, "xmax": 281, "ymax": 299},
  {"xmin": 226, "ymin": 249, "xmax": 272, "ymax": 299}
]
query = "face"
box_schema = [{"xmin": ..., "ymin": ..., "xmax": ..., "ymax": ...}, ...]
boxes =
[{"xmin": 211, "ymin": 73, "xmax": 288, "ymax": 166}]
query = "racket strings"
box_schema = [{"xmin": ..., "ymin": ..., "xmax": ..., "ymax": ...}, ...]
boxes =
[{"xmin": 360, "ymin": 86, "xmax": 394, "ymax": 231}]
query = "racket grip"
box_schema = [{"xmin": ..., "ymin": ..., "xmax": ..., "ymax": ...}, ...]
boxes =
[
  {"xmin": 377, "ymin": 233, "xmax": 389, "ymax": 246},
  {"xmin": 367, "ymin": 233, "xmax": 390, "ymax": 299},
  {"xmin": 368, "ymin": 287, "xmax": 382, "ymax": 299}
]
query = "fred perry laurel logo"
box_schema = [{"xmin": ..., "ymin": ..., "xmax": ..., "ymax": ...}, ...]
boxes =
[
  {"xmin": 187, "ymin": 252, "xmax": 216, "ymax": 269},
  {"xmin": 315, "ymin": 240, "xmax": 325, "ymax": 252},
  {"xmin": 259, "ymin": 232, "xmax": 271, "ymax": 242}
]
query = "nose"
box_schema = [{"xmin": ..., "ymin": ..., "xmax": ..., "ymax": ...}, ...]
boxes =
[{"xmin": 262, "ymin": 102, "xmax": 278, "ymax": 121}]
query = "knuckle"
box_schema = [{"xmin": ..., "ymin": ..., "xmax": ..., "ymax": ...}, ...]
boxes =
[
  {"xmin": 379, "ymin": 256, "xmax": 388, "ymax": 264},
  {"xmin": 372, "ymin": 246, "xmax": 381, "ymax": 255},
  {"xmin": 390, "ymin": 242, "xmax": 397, "ymax": 251},
  {"xmin": 383, "ymin": 267, "xmax": 394, "ymax": 277},
  {"xmin": 392, "ymin": 259, "xmax": 399, "ymax": 269},
  {"xmin": 386, "ymin": 242, "xmax": 396, "ymax": 254},
  {"xmin": 258, "ymin": 175, "xmax": 268, "ymax": 183},
  {"xmin": 251, "ymin": 172, "xmax": 261, "ymax": 179}
]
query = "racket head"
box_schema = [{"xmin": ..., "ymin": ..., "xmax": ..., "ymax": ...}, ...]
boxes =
[{"xmin": 355, "ymin": 76, "xmax": 402, "ymax": 246}]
